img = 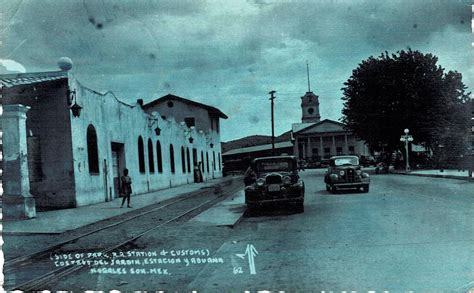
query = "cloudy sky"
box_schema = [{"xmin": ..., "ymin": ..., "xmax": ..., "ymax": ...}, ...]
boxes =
[{"xmin": 0, "ymin": 0, "xmax": 472, "ymax": 141}]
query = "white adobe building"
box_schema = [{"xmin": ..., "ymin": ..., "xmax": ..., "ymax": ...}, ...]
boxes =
[{"xmin": 0, "ymin": 61, "xmax": 226, "ymax": 218}]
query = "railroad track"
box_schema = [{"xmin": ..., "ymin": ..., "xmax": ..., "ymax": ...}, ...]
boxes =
[{"xmin": 4, "ymin": 178, "xmax": 243, "ymax": 291}]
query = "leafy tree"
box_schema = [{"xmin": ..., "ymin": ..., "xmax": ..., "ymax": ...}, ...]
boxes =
[{"xmin": 341, "ymin": 49, "xmax": 471, "ymax": 167}]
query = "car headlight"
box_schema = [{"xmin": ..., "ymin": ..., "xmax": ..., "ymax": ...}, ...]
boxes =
[
  {"xmin": 339, "ymin": 170, "xmax": 345, "ymax": 176},
  {"xmin": 282, "ymin": 176, "xmax": 291, "ymax": 185},
  {"xmin": 256, "ymin": 178, "xmax": 265, "ymax": 187},
  {"xmin": 356, "ymin": 170, "xmax": 362, "ymax": 176}
]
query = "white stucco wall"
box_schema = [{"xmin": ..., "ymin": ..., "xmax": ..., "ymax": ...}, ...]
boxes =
[{"xmin": 68, "ymin": 77, "xmax": 223, "ymax": 207}]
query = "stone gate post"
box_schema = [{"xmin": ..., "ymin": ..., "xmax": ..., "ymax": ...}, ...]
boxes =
[{"xmin": 2, "ymin": 104, "xmax": 36, "ymax": 219}]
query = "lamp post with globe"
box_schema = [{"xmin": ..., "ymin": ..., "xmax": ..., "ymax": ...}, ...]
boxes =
[{"xmin": 400, "ymin": 128, "xmax": 414, "ymax": 172}]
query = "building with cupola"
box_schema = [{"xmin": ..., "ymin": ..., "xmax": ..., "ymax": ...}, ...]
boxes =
[{"xmin": 291, "ymin": 73, "xmax": 369, "ymax": 160}]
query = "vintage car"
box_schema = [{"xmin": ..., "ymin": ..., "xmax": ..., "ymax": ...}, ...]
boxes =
[
  {"xmin": 324, "ymin": 155, "xmax": 370, "ymax": 193},
  {"xmin": 360, "ymin": 155, "xmax": 376, "ymax": 167},
  {"xmin": 244, "ymin": 156, "xmax": 305, "ymax": 213}
]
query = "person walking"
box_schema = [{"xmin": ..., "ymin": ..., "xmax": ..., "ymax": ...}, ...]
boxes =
[
  {"xmin": 298, "ymin": 159, "xmax": 306, "ymax": 171},
  {"xmin": 244, "ymin": 165, "xmax": 256, "ymax": 186},
  {"xmin": 120, "ymin": 168, "xmax": 133, "ymax": 208}
]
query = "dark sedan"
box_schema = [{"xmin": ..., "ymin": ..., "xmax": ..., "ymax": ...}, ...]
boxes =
[{"xmin": 244, "ymin": 156, "xmax": 305, "ymax": 213}]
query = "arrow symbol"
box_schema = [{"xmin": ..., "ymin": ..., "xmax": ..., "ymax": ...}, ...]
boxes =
[
  {"xmin": 236, "ymin": 253, "xmax": 246, "ymax": 259},
  {"xmin": 235, "ymin": 244, "xmax": 258, "ymax": 274},
  {"xmin": 246, "ymin": 244, "xmax": 258, "ymax": 275}
]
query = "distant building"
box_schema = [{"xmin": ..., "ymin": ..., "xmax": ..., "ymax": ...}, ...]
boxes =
[
  {"xmin": 292, "ymin": 89, "xmax": 369, "ymax": 160},
  {"xmin": 292, "ymin": 119, "xmax": 369, "ymax": 159},
  {"xmin": 0, "ymin": 69, "xmax": 226, "ymax": 214},
  {"xmin": 222, "ymin": 141, "xmax": 293, "ymax": 172}
]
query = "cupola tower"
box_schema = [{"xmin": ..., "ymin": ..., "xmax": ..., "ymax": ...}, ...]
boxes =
[{"xmin": 301, "ymin": 62, "xmax": 320, "ymax": 123}]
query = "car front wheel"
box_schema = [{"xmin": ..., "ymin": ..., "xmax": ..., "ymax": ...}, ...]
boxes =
[
  {"xmin": 246, "ymin": 204, "xmax": 258, "ymax": 216},
  {"xmin": 363, "ymin": 185, "xmax": 369, "ymax": 193}
]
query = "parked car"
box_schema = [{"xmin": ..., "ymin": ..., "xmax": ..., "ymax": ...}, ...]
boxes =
[
  {"xmin": 306, "ymin": 161, "xmax": 321, "ymax": 169},
  {"xmin": 244, "ymin": 155, "xmax": 305, "ymax": 213},
  {"xmin": 324, "ymin": 155, "xmax": 370, "ymax": 193},
  {"xmin": 360, "ymin": 155, "xmax": 376, "ymax": 167},
  {"xmin": 375, "ymin": 161, "xmax": 390, "ymax": 174},
  {"xmin": 319, "ymin": 159, "xmax": 331, "ymax": 168}
]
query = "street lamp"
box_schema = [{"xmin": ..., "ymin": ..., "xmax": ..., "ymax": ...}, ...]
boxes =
[{"xmin": 400, "ymin": 128, "xmax": 414, "ymax": 172}]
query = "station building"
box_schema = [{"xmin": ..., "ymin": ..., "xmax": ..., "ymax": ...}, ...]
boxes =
[{"xmin": 0, "ymin": 64, "xmax": 226, "ymax": 218}]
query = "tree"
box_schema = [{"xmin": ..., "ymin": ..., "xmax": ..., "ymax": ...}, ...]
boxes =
[{"xmin": 341, "ymin": 49, "xmax": 471, "ymax": 166}]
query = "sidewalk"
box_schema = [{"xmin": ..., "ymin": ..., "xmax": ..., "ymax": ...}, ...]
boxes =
[
  {"xmin": 190, "ymin": 189, "xmax": 246, "ymax": 228},
  {"xmin": 392, "ymin": 169, "xmax": 474, "ymax": 181},
  {"xmin": 1, "ymin": 176, "xmax": 237, "ymax": 235}
]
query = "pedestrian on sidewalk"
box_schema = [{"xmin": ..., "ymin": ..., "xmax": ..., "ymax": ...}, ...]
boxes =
[
  {"xmin": 298, "ymin": 159, "xmax": 305, "ymax": 171},
  {"xmin": 120, "ymin": 168, "xmax": 133, "ymax": 208},
  {"xmin": 244, "ymin": 165, "xmax": 256, "ymax": 186}
]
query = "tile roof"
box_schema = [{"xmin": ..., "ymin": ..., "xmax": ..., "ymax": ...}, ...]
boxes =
[
  {"xmin": 143, "ymin": 93, "xmax": 228, "ymax": 119},
  {"xmin": 0, "ymin": 71, "xmax": 68, "ymax": 88},
  {"xmin": 223, "ymin": 140, "xmax": 293, "ymax": 156}
]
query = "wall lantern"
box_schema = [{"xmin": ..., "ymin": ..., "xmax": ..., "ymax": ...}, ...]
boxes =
[
  {"xmin": 154, "ymin": 127, "xmax": 161, "ymax": 136},
  {"xmin": 189, "ymin": 137, "xmax": 194, "ymax": 144},
  {"xmin": 67, "ymin": 88, "xmax": 82, "ymax": 118},
  {"xmin": 70, "ymin": 102, "xmax": 83, "ymax": 118}
]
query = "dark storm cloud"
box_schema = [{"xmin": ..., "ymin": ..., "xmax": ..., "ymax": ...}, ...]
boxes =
[
  {"xmin": 0, "ymin": 0, "xmax": 471, "ymax": 141},
  {"xmin": 250, "ymin": 0, "xmax": 470, "ymax": 57},
  {"xmin": 0, "ymin": 0, "xmax": 205, "ymax": 70}
]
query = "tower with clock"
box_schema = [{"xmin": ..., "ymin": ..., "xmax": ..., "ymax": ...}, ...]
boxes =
[{"xmin": 301, "ymin": 62, "xmax": 321, "ymax": 123}]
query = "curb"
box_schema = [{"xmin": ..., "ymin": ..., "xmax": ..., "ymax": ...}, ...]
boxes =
[
  {"xmin": 392, "ymin": 171, "xmax": 474, "ymax": 181},
  {"xmin": 227, "ymin": 209, "xmax": 245, "ymax": 229}
]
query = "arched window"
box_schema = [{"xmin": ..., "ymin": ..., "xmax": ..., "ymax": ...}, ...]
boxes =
[
  {"xmin": 213, "ymin": 151, "xmax": 216, "ymax": 170},
  {"xmin": 87, "ymin": 124, "xmax": 99, "ymax": 174},
  {"xmin": 148, "ymin": 138, "xmax": 155, "ymax": 173},
  {"xmin": 186, "ymin": 148, "xmax": 191, "ymax": 173},
  {"xmin": 156, "ymin": 141, "xmax": 163, "ymax": 173},
  {"xmin": 181, "ymin": 146, "xmax": 186, "ymax": 173},
  {"xmin": 170, "ymin": 144, "xmax": 175, "ymax": 173},
  {"xmin": 218, "ymin": 152, "xmax": 221, "ymax": 170},
  {"xmin": 206, "ymin": 152, "xmax": 210, "ymax": 173},
  {"xmin": 201, "ymin": 151, "xmax": 205, "ymax": 172},
  {"xmin": 138, "ymin": 136, "xmax": 145, "ymax": 173}
]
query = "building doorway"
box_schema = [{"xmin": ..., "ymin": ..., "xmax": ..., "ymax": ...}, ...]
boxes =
[
  {"xmin": 192, "ymin": 148, "xmax": 201, "ymax": 182},
  {"xmin": 111, "ymin": 142, "xmax": 126, "ymax": 198}
]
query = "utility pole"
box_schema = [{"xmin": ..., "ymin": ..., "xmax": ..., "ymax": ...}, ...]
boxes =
[{"xmin": 269, "ymin": 90, "xmax": 276, "ymax": 155}]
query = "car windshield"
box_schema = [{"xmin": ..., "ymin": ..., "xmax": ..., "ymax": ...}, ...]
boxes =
[
  {"xmin": 334, "ymin": 157, "xmax": 359, "ymax": 166},
  {"xmin": 256, "ymin": 159, "xmax": 293, "ymax": 172}
]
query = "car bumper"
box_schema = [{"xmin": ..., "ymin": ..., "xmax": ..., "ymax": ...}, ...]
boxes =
[
  {"xmin": 246, "ymin": 196, "xmax": 304, "ymax": 207},
  {"xmin": 332, "ymin": 182, "xmax": 369, "ymax": 188}
]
